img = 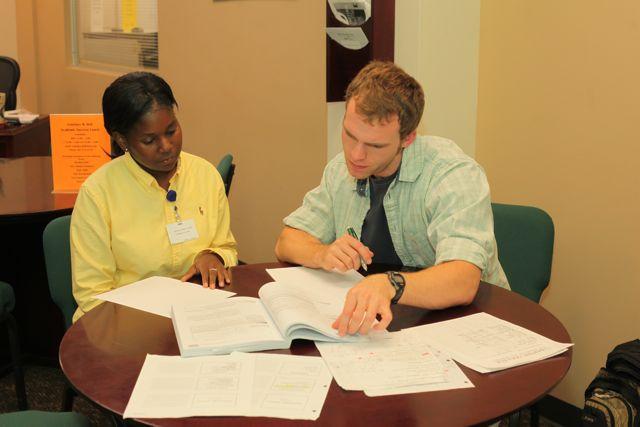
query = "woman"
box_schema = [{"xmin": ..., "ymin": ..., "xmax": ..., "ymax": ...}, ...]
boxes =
[{"xmin": 70, "ymin": 72, "xmax": 237, "ymax": 322}]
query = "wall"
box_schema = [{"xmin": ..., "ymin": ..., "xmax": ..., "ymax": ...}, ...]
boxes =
[
  {"xmin": 16, "ymin": 0, "xmax": 327, "ymax": 263},
  {"xmin": 0, "ymin": 0, "xmax": 18, "ymax": 63},
  {"xmin": 327, "ymin": 0, "xmax": 481, "ymax": 160},
  {"xmin": 477, "ymin": 0, "xmax": 640, "ymax": 407},
  {"xmin": 416, "ymin": 0, "xmax": 480, "ymax": 157},
  {"xmin": 0, "ymin": 0, "xmax": 20, "ymax": 107}
]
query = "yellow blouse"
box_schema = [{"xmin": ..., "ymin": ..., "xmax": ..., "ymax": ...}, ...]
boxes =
[{"xmin": 70, "ymin": 151, "xmax": 237, "ymax": 321}]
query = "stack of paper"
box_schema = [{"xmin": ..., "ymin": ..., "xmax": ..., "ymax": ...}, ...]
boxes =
[
  {"xmin": 96, "ymin": 276, "xmax": 235, "ymax": 318},
  {"xmin": 404, "ymin": 312, "xmax": 573, "ymax": 373},
  {"xmin": 124, "ymin": 352, "xmax": 332, "ymax": 420},
  {"xmin": 316, "ymin": 330, "xmax": 474, "ymax": 396}
]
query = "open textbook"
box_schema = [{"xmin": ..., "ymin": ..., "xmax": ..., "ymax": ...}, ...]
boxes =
[{"xmin": 172, "ymin": 275, "xmax": 363, "ymax": 357}]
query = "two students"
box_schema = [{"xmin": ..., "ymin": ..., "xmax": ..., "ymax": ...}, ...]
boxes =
[{"xmin": 71, "ymin": 63, "xmax": 508, "ymax": 335}]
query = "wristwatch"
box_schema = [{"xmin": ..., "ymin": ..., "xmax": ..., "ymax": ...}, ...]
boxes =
[{"xmin": 386, "ymin": 271, "xmax": 406, "ymax": 305}]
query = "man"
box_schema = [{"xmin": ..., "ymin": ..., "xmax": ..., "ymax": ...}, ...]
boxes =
[{"xmin": 275, "ymin": 61, "xmax": 508, "ymax": 337}]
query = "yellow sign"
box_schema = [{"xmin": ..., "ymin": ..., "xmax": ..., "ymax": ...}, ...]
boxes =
[
  {"xmin": 50, "ymin": 114, "xmax": 111, "ymax": 193},
  {"xmin": 121, "ymin": 0, "xmax": 137, "ymax": 32}
]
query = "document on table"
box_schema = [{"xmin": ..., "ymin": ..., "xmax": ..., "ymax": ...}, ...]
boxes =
[
  {"xmin": 123, "ymin": 353, "xmax": 253, "ymax": 419},
  {"xmin": 249, "ymin": 352, "xmax": 333, "ymax": 420},
  {"xmin": 316, "ymin": 330, "xmax": 473, "ymax": 396},
  {"xmin": 123, "ymin": 352, "xmax": 332, "ymax": 420},
  {"xmin": 404, "ymin": 312, "xmax": 573, "ymax": 373},
  {"xmin": 96, "ymin": 276, "xmax": 235, "ymax": 318}
]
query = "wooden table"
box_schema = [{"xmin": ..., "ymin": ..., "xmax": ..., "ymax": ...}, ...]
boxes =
[
  {"xmin": 60, "ymin": 263, "xmax": 572, "ymax": 426},
  {"xmin": 0, "ymin": 116, "xmax": 51, "ymax": 158},
  {"xmin": 0, "ymin": 156, "xmax": 76, "ymax": 360}
]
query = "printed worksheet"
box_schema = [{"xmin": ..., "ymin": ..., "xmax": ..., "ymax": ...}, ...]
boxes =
[
  {"xmin": 247, "ymin": 353, "xmax": 333, "ymax": 420},
  {"xmin": 316, "ymin": 330, "xmax": 473, "ymax": 395},
  {"xmin": 404, "ymin": 312, "xmax": 573, "ymax": 373},
  {"xmin": 123, "ymin": 353, "xmax": 333, "ymax": 420},
  {"xmin": 96, "ymin": 276, "xmax": 235, "ymax": 318},
  {"xmin": 123, "ymin": 353, "xmax": 253, "ymax": 419}
]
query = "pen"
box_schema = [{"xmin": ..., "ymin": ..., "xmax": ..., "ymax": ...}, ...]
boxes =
[{"xmin": 346, "ymin": 227, "xmax": 368, "ymax": 271}]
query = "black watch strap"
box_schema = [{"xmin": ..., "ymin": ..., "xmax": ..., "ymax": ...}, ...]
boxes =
[{"xmin": 386, "ymin": 271, "xmax": 406, "ymax": 305}]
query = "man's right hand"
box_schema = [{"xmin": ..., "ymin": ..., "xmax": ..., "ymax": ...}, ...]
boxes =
[{"xmin": 313, "ymin": 233, "xmax": 373, "ymax": 272}]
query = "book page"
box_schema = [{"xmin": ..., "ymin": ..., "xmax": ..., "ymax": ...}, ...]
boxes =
[
  {"xmin": 172, "ymin": 297, "xmax": 287, "ymax": 357},
  {"xmin": 258, "ymin": 281, "xmax": 352, "ymax": 342},
  {"xmin": 266, "ymin": 267, "xmax": 362, "ymax": 304}
]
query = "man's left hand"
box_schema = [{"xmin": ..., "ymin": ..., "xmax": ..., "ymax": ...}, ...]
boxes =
[{"xmin": 332, "ymin": 274, "xmax": 395, "ymax": 336}]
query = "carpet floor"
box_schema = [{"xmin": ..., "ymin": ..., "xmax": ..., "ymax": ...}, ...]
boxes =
[{"xmin": 0, "ymin": 365, "xmax": 112, "ymax": 426}]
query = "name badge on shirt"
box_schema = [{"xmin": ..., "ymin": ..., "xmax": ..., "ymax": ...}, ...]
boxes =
[{"xmin": 166, "ymin": 219, "xmax": 199, "ymax": 244}]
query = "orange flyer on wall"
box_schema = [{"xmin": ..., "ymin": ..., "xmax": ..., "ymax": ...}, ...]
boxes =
[{"xmin": 50, "ymin": 114, "xmax": 111, "ymax": 193}]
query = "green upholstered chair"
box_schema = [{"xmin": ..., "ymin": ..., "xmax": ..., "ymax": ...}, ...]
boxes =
[
  {"xmin": 43, "ymin": 215, "xmax": 77, "ymax": 411},
  {"xmin": 0, "ymin": 410, "xmax": 90, "ymax": 427},
  {"xmin": 43, "ymin": 215, "xmax": 76, "ymax": 330},
  {"xmin": 0, "ymin": 281, "xmax": 27, "ymax": 410},
  {"xmin": 492, "ymin": 203, "xmax": 555, "ymax": 427},
  {"xmin": 216, "ymin": 153, "xmax": 236, "ymax": 196},
  {"xmin": 492, "ymin": 203, "xmax": 555, "ymax": 303}
]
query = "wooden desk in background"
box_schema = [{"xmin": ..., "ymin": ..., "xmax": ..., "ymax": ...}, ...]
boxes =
[
  {"xmin": 0, "ymin": 156, "xmax": 76, "ymax": 361},
  {"xmin": 0, "ymin": 116, "xmax": 51, "ymax": 158},
  {"xmin": 60, "ymin": 262, "xmax": 572, "ymax": 426}
]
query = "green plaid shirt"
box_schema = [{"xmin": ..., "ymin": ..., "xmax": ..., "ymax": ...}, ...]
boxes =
[{"xmin": 284, "ymin": 135, "xmax": 509, "ymax": 289}]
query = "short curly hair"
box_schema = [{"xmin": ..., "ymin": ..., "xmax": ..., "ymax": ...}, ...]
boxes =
[{"xmin": 345, "ymin": 61, "xmax": 425, "ymax": 140}]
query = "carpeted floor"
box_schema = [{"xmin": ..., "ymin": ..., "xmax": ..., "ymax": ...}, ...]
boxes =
[{"xmin": 0, "ymin": 365, "xmax": 112, "ymax": 426}]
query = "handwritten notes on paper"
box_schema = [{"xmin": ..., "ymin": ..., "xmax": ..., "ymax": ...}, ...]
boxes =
[{"xmin": 50, "ymin": 114, "xmax": 110, "ymax": 193}]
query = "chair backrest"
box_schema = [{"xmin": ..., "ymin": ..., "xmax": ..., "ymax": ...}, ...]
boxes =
[
  {"xmin": 491, "ymin": 203, "xmax": 555, "ymax": 303},
  {"xmin": 216, "ymin": 153, "xmax": 236, "ymax": 196},
  {"xmin": 43, "ymin": 215, "xmax": 76, "ymax": 330},
  {"xmin": 0, "ymin": 56, "xmax": 20, "ymax": 111}
]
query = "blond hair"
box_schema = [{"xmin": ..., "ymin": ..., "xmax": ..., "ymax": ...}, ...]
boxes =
[{"xmin": 345, "ymin": 61, "xmax": 425, "ymax": 140}]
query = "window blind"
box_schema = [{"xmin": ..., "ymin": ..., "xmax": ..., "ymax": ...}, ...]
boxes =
[{"xmin": 71, "ymin": 0, "xmax": 158, "ymax": 70}]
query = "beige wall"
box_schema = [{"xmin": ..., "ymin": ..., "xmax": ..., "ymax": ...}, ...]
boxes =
[
  {"xmin": 0, "ymin": 0, "xmax": 19, "ymax": 107},
  {"xmin": 17, "ymin": 0, "xmax": 327, "ymax": 263},
  {"xmin": 0, "ymin": 0, "xmax": 18, "ymax": 66},
  {"xmin": 416, "ymin": 0, "xmax": 480, "ymax": 157},
  {"xmin": 477, "ymin": 0, "xmax": 640, "ymax": 407}
]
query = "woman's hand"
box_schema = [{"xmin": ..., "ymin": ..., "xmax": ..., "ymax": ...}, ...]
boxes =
[{"xmin": 180, "ymin": 252, "xmax": 231, "ymax": 288}]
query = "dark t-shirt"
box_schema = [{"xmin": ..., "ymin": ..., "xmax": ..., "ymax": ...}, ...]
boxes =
[{"xmin": 361, "ymin": 171, "xmax": 403, "ymax": 266}]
